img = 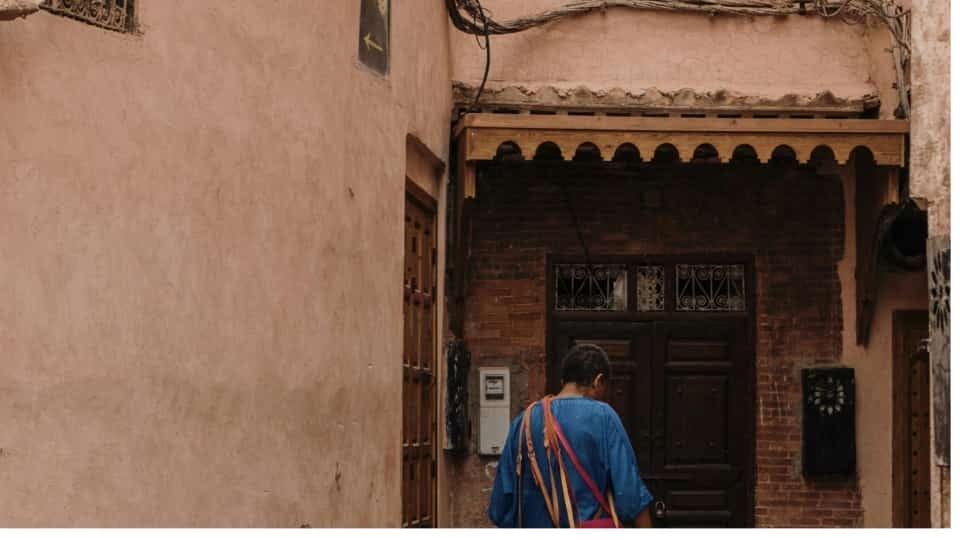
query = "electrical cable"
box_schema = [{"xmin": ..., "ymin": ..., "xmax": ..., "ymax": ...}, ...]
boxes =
[{"xmin": 446, "ymin": 0, "xmax": 912, "ymax": 117}]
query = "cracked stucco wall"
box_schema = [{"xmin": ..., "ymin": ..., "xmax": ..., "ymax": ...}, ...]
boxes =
[
  {"xmin": 449, "ymin": 1, "xmax": 900, "ymax": 116},
  {"xmin": 910, "ymin": 0, "xmax": 950, "ymax": 236}
]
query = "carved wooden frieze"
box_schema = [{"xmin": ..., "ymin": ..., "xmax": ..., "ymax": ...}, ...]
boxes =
[{"xmin": 456, "ymin": 114, "xmax": 909, "ymax": 167}]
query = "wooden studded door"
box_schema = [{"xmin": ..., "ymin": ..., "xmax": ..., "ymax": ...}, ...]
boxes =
[
  {"xmin": 402, "ymin": 186, "xmax": 437, "ymax": 528},
  {"xmin": 549, "ymin": 259, "xmax": 755, "ymax": 528},
  {"xmin": 892, "ymin": 310, "xmax": 931, "ymax": 528}
]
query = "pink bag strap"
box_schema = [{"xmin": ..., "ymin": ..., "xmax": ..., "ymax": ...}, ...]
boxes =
[{"xmin": 551, "ymin": 417, "xmax": 615, "ymax": 519}]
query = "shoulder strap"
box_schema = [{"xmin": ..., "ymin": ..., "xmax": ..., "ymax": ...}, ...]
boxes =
[
  {"xmin": 542, "ymin": 396, "xmax": 576, "ymax": 528},
  {"xmin": 543, "ymin": 396, "xmax": 580, "ymax": 529},
  {"xmin": 552, "ymin": 415, "xmax": 618, "ymax": 522},
  {"xmin": 520, "ymin": 399, "xmax": 559, "ymax": 527},
  {"xmin": 516, "ymin": 410, "xmax": 524, "ymax": 528}
]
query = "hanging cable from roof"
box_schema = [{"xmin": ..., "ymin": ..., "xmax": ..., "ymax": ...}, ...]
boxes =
[{"xmin": 469, "ymin": 1, "xmax": 491, "ymax": 113}]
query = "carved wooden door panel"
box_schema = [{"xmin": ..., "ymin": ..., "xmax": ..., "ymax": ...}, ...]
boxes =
[
  {"xmin": 553, "ymin": 322, "xmax": 654, "ymax": 472},
  {"xmin": 551, "ymin": 319, "xmax": 750, "ymax": 528},
  {"xmin": 648, "ymin": 320, "xmax": 750, "ymax": 528},
  {"xmin": 402, "ymin": 191, "xmax": 437, "ymax": 527}
]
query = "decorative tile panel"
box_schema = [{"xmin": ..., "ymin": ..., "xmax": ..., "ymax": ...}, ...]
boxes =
[
  {"xmin": 637, "ymin": 265, "xmax": 665, "ymax": 312},
  {"xmin": 928, "ymin": 235, "xmax": 950, "ymax": 467}
]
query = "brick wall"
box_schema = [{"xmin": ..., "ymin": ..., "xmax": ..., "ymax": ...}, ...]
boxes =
[{"xmin": 448, "ymin": 162, "xmax": 862, "ymax": 527}]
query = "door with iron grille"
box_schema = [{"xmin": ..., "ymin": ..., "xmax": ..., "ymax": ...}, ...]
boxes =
[
  {"xmin": 548, "ymin": 259, "xmax": 755, "ymax": 527},
  {"xmin": 402, "ymin": 188, "xmax": 437, "ymax": 527}
]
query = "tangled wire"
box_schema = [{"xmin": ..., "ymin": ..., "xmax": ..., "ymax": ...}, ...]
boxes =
[{"xmin": 446, "ymin": 0, "xmax": 911, "ymax": 116}]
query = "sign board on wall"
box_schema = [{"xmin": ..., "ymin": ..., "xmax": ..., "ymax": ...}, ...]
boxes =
[{"xmin": 358, "ymin": 0, "xmax": 389, "ymax": 75}]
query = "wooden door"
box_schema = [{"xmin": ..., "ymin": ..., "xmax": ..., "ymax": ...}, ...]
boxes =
[
  {"xmin": 893, "ymin": 311, "xmax": 930, "ymax": 527},
  {"xmin": 552, "ymin": 319, "xmax": 751, "ymax": 527},
  {"xmin": 402, "ymin": 189, "xmax": 437, "ymax": 528},
  {"xmin": 553, "ymin": 322, "xmax": 654, "ymax": 472},
  {"xmin": 649, "ymin": 320, "xmax": 750, "ymax": 527}
]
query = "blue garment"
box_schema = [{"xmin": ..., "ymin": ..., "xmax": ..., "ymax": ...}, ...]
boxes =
[{"xmin": 487, "ymin": 396, "xmax": 653, "ymax": 528}]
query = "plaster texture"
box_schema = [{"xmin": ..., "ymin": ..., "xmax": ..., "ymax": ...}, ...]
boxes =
[
  {"xmin": 838, "ymin": 164, "xmax": 929, "ymax": 527},
  {"xmin": 0, "ymin": 0, "xmax": 451, "ymax": 527},
  {"xmin": 909, "ymin": 0, "xmax": 950, "ymax": 235},
  {"xmin": 450, "ymin": 1, "xmax": 900, "ymax": 117}
]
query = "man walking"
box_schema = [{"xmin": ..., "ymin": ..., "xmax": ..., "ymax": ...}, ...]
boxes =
[{"xmin": 488, "ymin": 344, "xmax": 654, "ymax": 528}]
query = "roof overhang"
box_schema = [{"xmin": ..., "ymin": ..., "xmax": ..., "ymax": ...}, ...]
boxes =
[{"xmin": 454, "ymin": 113, "xmax": 908, "ymax": 167}]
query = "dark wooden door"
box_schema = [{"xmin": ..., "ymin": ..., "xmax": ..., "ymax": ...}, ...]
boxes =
[
  {"xmin": 892, "ymin": 310, "xmax": 931, "ymax": 527},
  {"xmin": 553, "ymin": 319, "xmax": 752, "ymax": 527},
  {"xmin": 402, "ymin": 190, "xmax": 437, "ymax": 527}
]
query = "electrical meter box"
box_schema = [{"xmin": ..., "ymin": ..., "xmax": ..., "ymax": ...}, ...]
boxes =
[{"xmin": 478, "ymin": 367, "xmax": 510, "ymax": 456}]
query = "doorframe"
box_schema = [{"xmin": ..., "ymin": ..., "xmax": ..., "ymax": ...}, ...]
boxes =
[
  {"xmin": 544, "ymin": 253, "xmax": 757, "ymax": 527},
  {"xmin": 891, "ymin": 309, "xmax": 930, "ymax": 527}
]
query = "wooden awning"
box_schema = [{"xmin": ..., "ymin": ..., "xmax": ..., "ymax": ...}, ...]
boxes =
[{"xmin": 454, "ymin": 114, "xmax": 908, "ymax": 193}]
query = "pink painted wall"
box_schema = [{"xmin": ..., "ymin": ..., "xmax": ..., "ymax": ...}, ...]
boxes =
[
  {"xmin": 838, "ymin": 165, "xmax": 929, "ymax": 527},
  {"xmin": 450, "ymin": 2, "xmax": 900, "ymax": 117},
  {"xmin": 0, "ymin": 0, "xmax": 451, "ymax": 526}
]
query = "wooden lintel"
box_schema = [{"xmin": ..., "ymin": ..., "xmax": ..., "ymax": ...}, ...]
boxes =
[
  {"xmin": 454, "ymin": 114, "xmax": 908, "ymax": 167},
  {"xmin": 456, "ymin": 114, "xmax": 909, "ymax": 134}
]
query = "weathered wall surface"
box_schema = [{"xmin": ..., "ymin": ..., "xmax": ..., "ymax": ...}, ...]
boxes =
[
  {"xmin": 909, "ymin": 0, "xmax": 951, "ymax": 529},
  {"xmin": 837, "ymin": 164, "xmax": 929, "ymax": 527},
  {"xmin": 453, "ymin": 164, "xmax": 869, "ymax": 527},
  {"xmin": 0, "ymin": 0, "xmax": 451, "ymax": 527},
  {"xmin": 910, "ymin": 0, "xmax": 950, "ymax": 235},
  {"xmin": 450, "ymin": 2, "xmax": 900, "ymax": 117}
]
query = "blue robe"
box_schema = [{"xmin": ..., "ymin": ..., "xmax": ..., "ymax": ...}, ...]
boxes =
[{"xmin": 487, "ymin": 396, "xmax": 653, "ymax": 527}]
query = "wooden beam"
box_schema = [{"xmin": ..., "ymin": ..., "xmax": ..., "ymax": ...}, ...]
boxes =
[
  {"xmin": 455, "ymin": 113, "xmax": 909, "ymax": 136},
  {"xmin": 856, "ymin": 166, "xmax": 905, "ymax": 345},
  {"xmin": 455, "ymin": 114, "xmax": 908, "ymax": 166}
]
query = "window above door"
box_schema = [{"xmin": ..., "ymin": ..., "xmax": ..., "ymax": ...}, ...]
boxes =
[{"xmin": 552, "ymin": 259, "xmax": 750, "ymax": 316}]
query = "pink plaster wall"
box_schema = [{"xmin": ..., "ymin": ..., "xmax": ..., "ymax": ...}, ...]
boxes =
[
  {"xmin": 450, "ymin": 2, "xmax": 900, "ymax": 117},
  {"xmin": 838, "ymin": 164, "xmax": 929, "ymax": 526},
  {"xmin": 0, "ymin": 0, "xmax": 451, "ymax": 526}
]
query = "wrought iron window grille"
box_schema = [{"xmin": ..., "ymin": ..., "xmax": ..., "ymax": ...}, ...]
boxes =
[
  {"xmin": 676, "ymin": 264, "xmax": 747, "ymax": 312},
  {"xmin": 555, "ymin": 264, "xmax": 627, "ymax": 311}
]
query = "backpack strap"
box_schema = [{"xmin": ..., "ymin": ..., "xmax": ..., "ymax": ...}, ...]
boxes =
[
  {"xmin": 516, "ymin": 410, "xmax": 524, "ymax": 528},
  {"xmin": 542, "ymin": 396, "xmax": 578, "ymax": 528},
  {"xmin": 552, "ymin": 414, "xmax": 621, "ymax": 527},
  {"xmin": 520, "ymin": 400, "xmax": 559, "ymax": 527}
]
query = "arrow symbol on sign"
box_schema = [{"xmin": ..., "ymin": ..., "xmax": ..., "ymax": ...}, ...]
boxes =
[{"xmin": 363, "ymin": 32, "xmax": 384, "ymax": 53}]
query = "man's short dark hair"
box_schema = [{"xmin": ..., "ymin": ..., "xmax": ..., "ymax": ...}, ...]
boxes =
[{"xmin": 560, "ymin": 344, "xmax": 612, "ymax": 387}]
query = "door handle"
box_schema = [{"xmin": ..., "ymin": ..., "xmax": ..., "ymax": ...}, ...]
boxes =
[{"xmin": 654, "ymin": 501, "xmax": 667, "ymax": 520}]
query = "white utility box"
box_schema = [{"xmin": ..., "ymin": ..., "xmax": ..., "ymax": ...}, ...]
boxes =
[{"xmin": 478, "ymin": 367, "xmax": 511, "ymax": 456}]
